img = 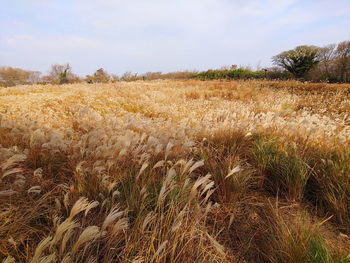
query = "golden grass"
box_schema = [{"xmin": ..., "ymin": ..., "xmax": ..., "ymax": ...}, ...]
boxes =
[{"xmin": 0, "ymin": 80, "xmax": 349, "ymax": 262}]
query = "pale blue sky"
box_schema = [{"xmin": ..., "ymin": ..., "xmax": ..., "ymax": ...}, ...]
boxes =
[{"xmin": 1, "ymin": 0, "xmax": 350, "ymax": 76}]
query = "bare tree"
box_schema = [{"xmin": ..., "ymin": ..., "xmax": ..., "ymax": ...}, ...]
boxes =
[
  {"xmin": 0, "ymin": 66, "xmax": 41, "ymax": 86},
  {"xmin": 121, "ymin": 72, "xmax": 139, "ymax": 81},
  {"xmin": 318, "ymin": 44, "xmax": 337, "ymax": 80},
  {"xmin": 48, "ymin": 63, "xmax": 72, "ymax": 84},
  {"xmin": 335, "ymin": 41, "xmax": 350, "ymax": 82}
]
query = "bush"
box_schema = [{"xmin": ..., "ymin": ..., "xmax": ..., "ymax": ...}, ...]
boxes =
[
  {"xmin": 0, "ymin": 66, "xmax": 41, "ymax": 87},
  {"xmin": 86, "ymin": 68, "xmax": 111, "ymax": 83},
  {"xmin": 196, "ymin": 68, "xmax": 265, "ymax": 80}
]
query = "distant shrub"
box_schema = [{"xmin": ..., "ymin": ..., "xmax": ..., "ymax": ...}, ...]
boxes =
[
  {"xmin": 196, "ymin": 68, "xmax": 265, "ymax": 80},
  {"xmin": 86, "ymin": 68, "xmax": 111, "ymax": 83},
  {"xmin": 0, "ymin": 66, "xmax": 41, "ymax": 87},
  {"xmin": 45, "ymin": 63, "xmax": 80, "ymax": 84},
  {"xmin": 140, "ymin": 71, "xmax": 197, "ymax": 81},
  {"xmin": 160, "ymin": 71, "xmax": 197, "ymax": 80},
  {"xmin": 121, "ymin": 71, "xmax": 140, "ymax": 81},
  {"xmin": 265, "ymin": 67, "xmax": 293, "ymax": 80}
]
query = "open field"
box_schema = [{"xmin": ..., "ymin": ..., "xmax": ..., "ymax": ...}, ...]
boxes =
[{"xmin": 1, "ymin": 80, "xmax": 350, "ymax": 262}]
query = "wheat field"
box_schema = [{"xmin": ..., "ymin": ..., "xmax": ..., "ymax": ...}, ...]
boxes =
[{"xmin": 1, "ymin": 80, "xmax": 350, "ymax": 262}]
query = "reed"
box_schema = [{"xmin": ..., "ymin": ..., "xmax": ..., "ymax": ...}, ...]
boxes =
[{"xmin": 0, "ymin": 80, "xmax": 349, "ymax": 262}]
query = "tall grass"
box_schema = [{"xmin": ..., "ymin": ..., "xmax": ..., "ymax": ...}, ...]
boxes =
[
  {"xmin": 305, "ymin": 150, "xmax": 350, "ymax": 228},
  {"xmin": 250, "ymin": 136, "xmax": 310, "ymax": 201},
  {"xmin": 0, "ymin": 80, "xmax": 349, "ymax": 262}
]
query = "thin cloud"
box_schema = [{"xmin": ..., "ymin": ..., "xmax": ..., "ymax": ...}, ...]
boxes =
[{"xmin": 0, "ymin": 0, "xmax": 349, "ymax": 75}]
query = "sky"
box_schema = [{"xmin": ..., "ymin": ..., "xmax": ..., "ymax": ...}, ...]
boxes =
[{"xmin": 1, "ymin": 0, "xmax": 350, "ymax": 76}]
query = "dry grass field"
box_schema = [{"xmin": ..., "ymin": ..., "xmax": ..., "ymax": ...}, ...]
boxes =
[{"xmin": 1, "ymin": 80, "xmax": 350, "ymax": 262}]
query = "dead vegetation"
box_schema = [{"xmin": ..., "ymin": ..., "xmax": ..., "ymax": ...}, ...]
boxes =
[{"xmin": 0, "ymin": 80, "xmax": 350, "ymax": 262}]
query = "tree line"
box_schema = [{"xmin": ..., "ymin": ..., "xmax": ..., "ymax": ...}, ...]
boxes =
[
  {"xmin": 273, "ymin": 40, "xmax": 350, "ymax": 82},
  {"xmin": 0, "ymin": 65, "xmax": 198, "ymax": 86},
  {"xmin": 198, "ymin": 40, "xmax": 350, "ymax": 82},
  {"xmin": 1, "ymin": 40, "xmax": 349, "ymax": 87}
]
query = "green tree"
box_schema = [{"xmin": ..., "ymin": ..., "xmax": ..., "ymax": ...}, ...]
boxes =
[{"xmin": 272, "ymin": 45, "xmax": 321, "ymax": 79}]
